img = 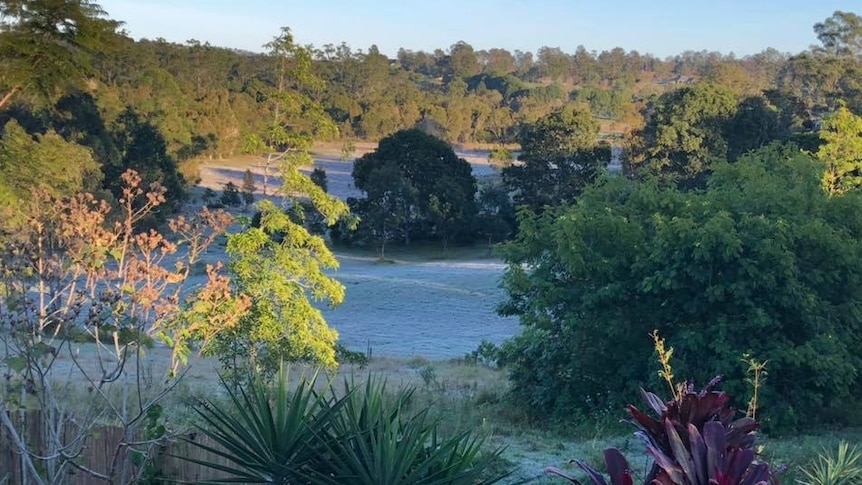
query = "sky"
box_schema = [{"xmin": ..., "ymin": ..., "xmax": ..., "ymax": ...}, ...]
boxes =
[{"xmin": 100, "ymin": 1, "xmax": 860, "ymax": 58}]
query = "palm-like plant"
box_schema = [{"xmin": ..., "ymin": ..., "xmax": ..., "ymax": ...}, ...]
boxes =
[
  {"xmin": 179, "ymin": 366, "xmax": 345, "ymax": 483},
  {"xmin": 181, "ymin": 370, "xmax": 509, "ymax": 484},
  {"xmin": 307, "ymin": 377, "xmax": 507, "ymax": 485},
  {"xmin": 798, "ymin": 442, "xmax": 862, "ymax": 485}
]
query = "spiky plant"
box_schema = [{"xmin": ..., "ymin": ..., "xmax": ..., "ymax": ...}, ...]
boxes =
[
  {"xmin": 798, "ymin": 442, "xmax": 862, "ymax": 485},
  {"xmin": 178, "ymin": 366, "xmax": 345, "ymax": 483}
]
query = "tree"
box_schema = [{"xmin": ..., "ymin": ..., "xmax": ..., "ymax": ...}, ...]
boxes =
[
  {"xmin": 352, "ymin": 129, "xmax": 477, "ymax": 250},
  {"xmin": 627, "ymin": 83, "xmax": 738, "ymax": 189},
  {"xmin": 0, "ymin": 0, "xmax": 121, "ymax": 110},
  {"xmin": 499, "ymin": 144, "xmax": 862, "ymax": 432},
  {"xmin": 310, "ymin": 167, "xmax": 328, "ymax": 192},
  {"xmin": 207, "ymin": 199, "xmax": 346, "ymax": 380},
  {"xmin": 475, "ymin": 180, "xmax": 515, "ymax": 247},
  {"xmin": 724, "ymin": 95, "xmax": 790, "ymax": 161},
  {"xmin": 0, "ymin": 119, "xmax": 101, "ymax": 211},
  {"xmin": 241, "ymin": 169, "xmax": 256, "ymax": 207},
  {"xmin": 108, "ymin": 108, "xmax": 187, "ymax": 213},
  {"xmin": 221, "ymin": 181, "xmax": 241, "ymax": 207},
  {"xmin": 817, "ymin": 104, "xmax": 862, "ymax": 195},
  {"xmin": 0, "ymin": 172, "xmax": 242, "ymax": 483},
  {"xmin": 815, "ymin": 11, "xmax": 862, "ymax": 57},
  {"xmin": 502, "ymin": 105, "xmax": 609, "ymax": 212},
  {"xmin": 243, "ymin": 27, "xmax": 336, "ymax": 196}
]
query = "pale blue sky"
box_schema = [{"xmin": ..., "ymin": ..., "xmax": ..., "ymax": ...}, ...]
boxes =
[{"xmin": 100, "ymin": 1, "xmax": 859, "ymax": 58}]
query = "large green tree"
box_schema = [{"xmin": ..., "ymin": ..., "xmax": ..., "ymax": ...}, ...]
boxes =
[
  {"xmin": 502, "ymin": 105, "xmax": 610, "ymax": 212},
  {"xmin": 0, "ymin": 0, "xmax": 120, "ymax": 110},
  {"xmin": 0, "ymin": 119, "xmax": 101, "ymax": 208},
  {"xmin": 499, "ymin": 143, "xmax": 862, "ymax": 431},
  {"xmin": 627, "ymin": 83, "xmax": 738, "ymax": 189},
  {"xmin": 815, "ymin": 10, "xmax": 862, "ymax": 57},
  {"xmin": 352, "ymin": 129, "xmax": 477, "ymax": 250}
]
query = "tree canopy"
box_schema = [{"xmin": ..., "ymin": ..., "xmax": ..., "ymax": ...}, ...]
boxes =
[
  {"xmin": 351, "ymin": 129, "xmax": 477, "ymax": 253},
  {"xmin": 502, "ymin": 105, "xmax": 610, "ymax": 212},
  {"xmin": 499, "ymin": 144, "xmax": 862, "ymax": 432},
  {"xmin": 0, "ymin": 0, "xmax": 120, "ymax": 110}
]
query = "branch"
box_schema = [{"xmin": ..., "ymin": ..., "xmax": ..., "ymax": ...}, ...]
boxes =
[
  {"xmin": 0, "ymin": 86, "xmax": 20, "ymax": 111},
  {"xmin": 0, "ymin": 401, "xmax": 47, "ymax": 485}
]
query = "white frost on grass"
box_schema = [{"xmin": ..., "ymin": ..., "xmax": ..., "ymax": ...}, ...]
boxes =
[{"xmin": 323, "ymin": 255, "xmax": 519, "ymax": 359}]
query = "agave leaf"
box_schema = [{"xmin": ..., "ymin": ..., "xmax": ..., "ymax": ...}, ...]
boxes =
[
  {"xmin": 703, "ymin": 421, "xmax": 726, "ymax": 482},
  {"xmin": 688, "ymin": 423, "xmax": 708, "ymax": 485},
  {"xmin": 604, "ymin": 448, "xmax": 634, "ymax": 485}
]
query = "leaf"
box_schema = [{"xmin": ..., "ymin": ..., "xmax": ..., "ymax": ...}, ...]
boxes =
[
  {"xmin": 666, "ymin": 417, "xmax": 697, "ymax": 484},
  {"xmin": 546, "ymin": 466, "xmax": 584, "ymax": 484},
  {"xmin": 703, "ymin": 421, "xmax": 726, "ymax": 482},
  {"xmin": 604, "ymin": 448, "xmax": 634, "ymax": 485},
  {"xmin": 4, "ymin": 356, "xmax": 26, "ymax": 373},
  {"xmin": 575, "ymin": 460, "xmax": 610, "ymax": 485},
  {"xmin": 688, "ymin": 423, "xmax": 708, "ymax": 485},
  {"xmin": 641, "ymin": 388, "xmax": 669, "ymax": 416}
]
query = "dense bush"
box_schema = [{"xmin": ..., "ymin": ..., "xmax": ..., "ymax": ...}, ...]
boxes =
[{"xmin": 498, "ymin": 143, "xmax": 862, "ymax": 432}]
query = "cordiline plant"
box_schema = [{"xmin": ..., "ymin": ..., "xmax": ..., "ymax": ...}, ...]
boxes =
[
  {"xmin": 0, "ymin": 170, "xmax": 248, "ymax": 484},
  {"xmin": 546, "ymin": 378, "xmax": 775, "ymax": 485}
]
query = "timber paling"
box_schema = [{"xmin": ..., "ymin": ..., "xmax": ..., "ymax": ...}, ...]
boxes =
[{"xmin": 0, "ymin": 411, "xmax": 232, "ymax": 484}]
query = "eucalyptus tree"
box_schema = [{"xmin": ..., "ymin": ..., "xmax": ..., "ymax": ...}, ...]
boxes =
[{"xmin": 0, "ymin": 0, "xmax": 120, "ymax": 110}]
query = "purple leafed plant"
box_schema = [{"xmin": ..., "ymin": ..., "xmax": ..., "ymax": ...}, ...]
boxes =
[{"xmin": 546, "ymin": 377, "xmax": 776, "ymax": 485}]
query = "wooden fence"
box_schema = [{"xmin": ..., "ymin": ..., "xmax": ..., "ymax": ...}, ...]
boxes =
[{"xmin": 0, "ymin": 411, "xmax": 235, "ymax": 484}]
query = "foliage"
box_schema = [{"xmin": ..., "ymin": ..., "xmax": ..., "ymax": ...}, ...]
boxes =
[
  {"xmin": 352, "ymin": 129, "xmax": 477, "ymax": 252},
  {"xmin": 817, "ymin": 104, "xmax": 862, "ymax": 195},
  {"xmin": 107, "ymin": 108, "xmax": 187, "ymax": 213},
  {"xmin": 0, "ymin": 119, "xmax": 101, "ymax": 210},
  {"xmin": 627, "ymin": 83, "xmax": 738, "ymax": 189},
  {"xmin": 311, "ymin": 166, "xmax": 328, "ymax": 192},
  {"xmin": 546, "ymin": 379, "xmax": 775, "ymax": 485},
  {"xmin": 798, "ymin": 442, "xmax": 862, "ymax": 485},
  {"xmin": 815, "ymin": 11, "xmax": 862, "ymax": 57},
  {"xmin": 489, "ymin": 146, "xmax": 514, "ymax": 165},
  {"xmin": 0, "ymin": 0, "xmax": 121, "ymax": 109},
  {"xmin": 183, "ymin": 367, "xmax": 509, "ymax": 484},
  {"xmin": 498, "ymin": 143, "xmax": 862, "ymax": 432},
  {"xmin": 220, "ymin": 181, "xmax": 241, "ymax": 207},
  {"xmin": 502, "ymin": 105, "xmax": 610, "ymax": 212},
  {"xmin": 475, "ymin": 180, "xmax": 516, "ymax": 246},
  {"xmin": 206, "ymin": 199, "xmax": 346, "ymax": 380},
  {"xmin": 0, "ymin": 171, "xmax": 244, "ymax": 483},
  {"xmin": 241, "ymin": 169, "xmax": 256, "ymax": 206}
]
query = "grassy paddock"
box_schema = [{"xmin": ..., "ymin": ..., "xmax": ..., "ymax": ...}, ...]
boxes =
[{"xmin": 2, "ymin": 346, "xmax": 857, "ymax": 483}]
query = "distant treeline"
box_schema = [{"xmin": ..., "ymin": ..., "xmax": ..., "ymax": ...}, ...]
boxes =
[{"xmin": 5, "ymin": 23, "xmax": 861, "ymax": 162}]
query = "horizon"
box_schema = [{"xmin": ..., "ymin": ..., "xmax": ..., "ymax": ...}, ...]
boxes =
[{"xmin": 100, "ymin": 0, "xmax": 860, "ymax": 59}]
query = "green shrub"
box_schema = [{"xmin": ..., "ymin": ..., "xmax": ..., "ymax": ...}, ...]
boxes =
[{"xmin": 498, "ymin": 144, "xmax": 862, "ymax": 432}]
